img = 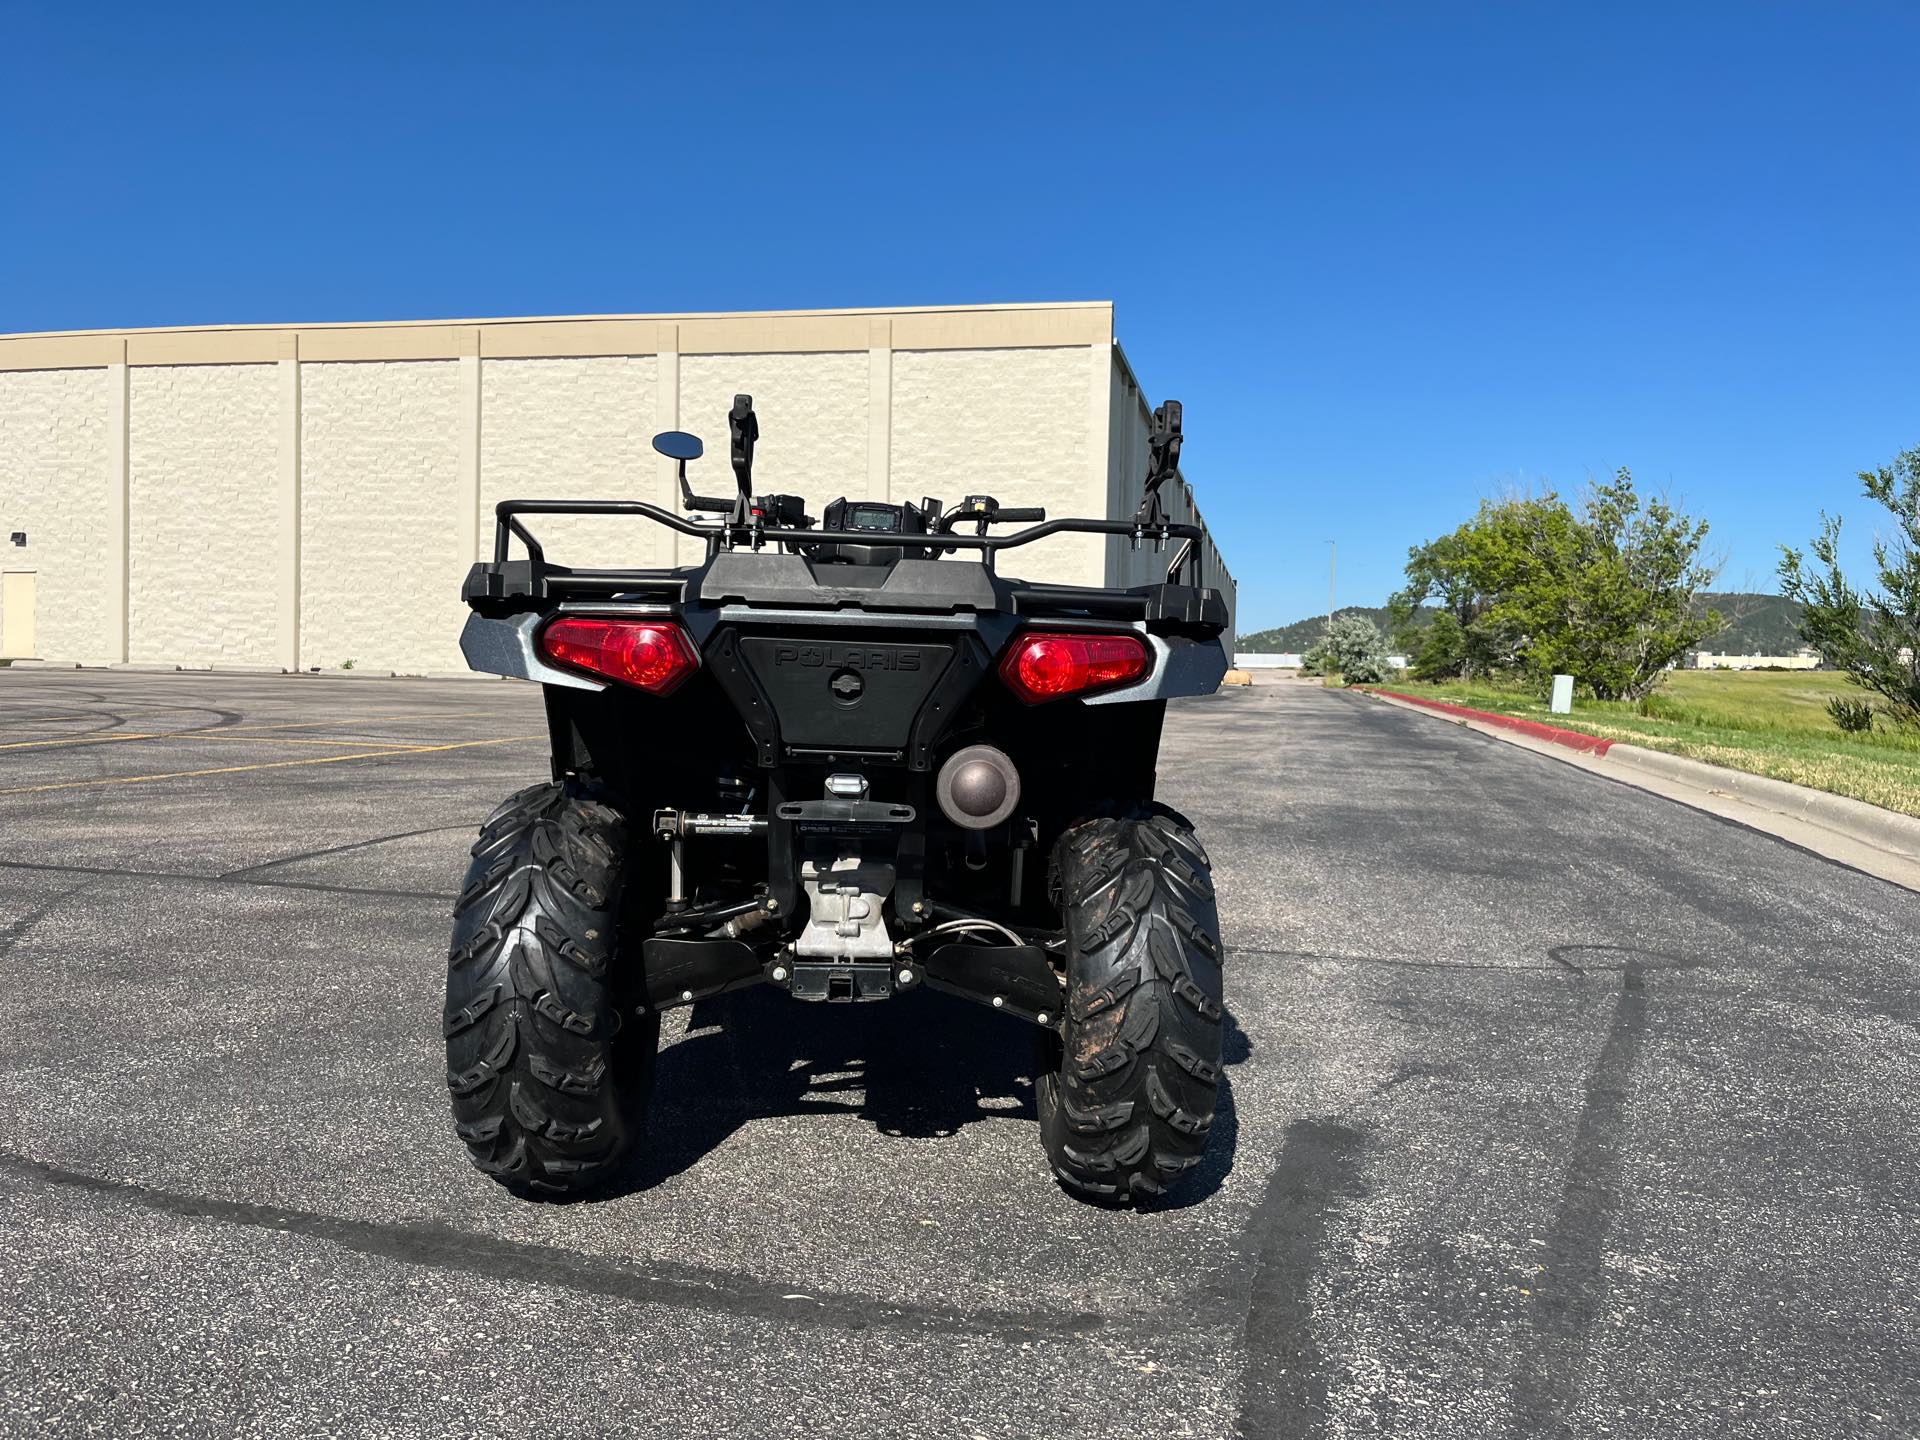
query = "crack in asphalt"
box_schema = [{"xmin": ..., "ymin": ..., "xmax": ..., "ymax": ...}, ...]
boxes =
[
  {"xmin": 218, "ymin": 824, "xmax": 473, "ymax": 880},
  {"xmin": 1233, "ymin": 1119, "xmax": 1368, "ymax": 1439},
  {"xmin": 0, "ymin": 1151, "xmax": 1114, "ymax": 1342},
  {"xmin": 1227, "ymin": 943, "xmax": 1706, "ymax": 977},
  {"xmin": 1508, "ymin": 960, "xmax": 1653, "ymax": 1434},
  {"xmin": 0, "ymin": 878, "xmax": 97, "ymax": 962},
  {"xmin": 0, "ymin": 857, "xmax": 455, "ymax": 903}
]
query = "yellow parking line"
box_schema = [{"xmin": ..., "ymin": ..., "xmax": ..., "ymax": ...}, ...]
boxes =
[
  {"xmin": 207, "ymin": 715, "xmax": 430, "ymax": 735},
  {"xmin": 0, "ymin": 735, "xmax": 545, "ymax": 797},
  {"xmin": 158, "ymin": 734, "xmax": 430, "ymax": 747}
]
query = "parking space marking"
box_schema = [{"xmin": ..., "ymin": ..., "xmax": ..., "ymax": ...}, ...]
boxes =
[
  {"xmin": 212, "ymin": 715, "xmax": 437, "ymax": 734},
  {"xmin": 0, "ymin": 735, "xmax": 544, "ymax": 796},
  {"xmin": 142, "ymin": 733, "xmax": 435, "ymax": 747}
]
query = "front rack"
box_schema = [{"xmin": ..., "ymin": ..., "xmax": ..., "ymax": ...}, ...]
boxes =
[{"xmin": 491, "ymin": 499, "xmax": 1210, "ymax": 590}]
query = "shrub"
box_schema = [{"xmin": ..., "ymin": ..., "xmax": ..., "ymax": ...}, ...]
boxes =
[
  {"xmin": 1828, "ymin": 696, "xmax": 1875, "ymax": 733},
  {"xmin": 1305, "ymin": 614, "xmax": 1389, "ymax": 684},
  {"xmin": 1343, "ymin": 650, "xmax": 1389, "ymax": 684}
]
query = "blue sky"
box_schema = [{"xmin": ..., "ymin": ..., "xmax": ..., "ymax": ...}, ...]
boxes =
[{"xmin": 5, "ymin": 2, "xmax": 1916, "ymax": 631}]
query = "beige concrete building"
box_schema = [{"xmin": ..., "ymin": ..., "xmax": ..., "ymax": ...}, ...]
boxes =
[{"xmin": 0, "ymin": 302, "xmax": 1233, "ymax": 675}]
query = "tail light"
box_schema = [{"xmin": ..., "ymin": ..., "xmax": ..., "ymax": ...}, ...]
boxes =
[
  {"xmin": 539, "ymin": 617, "xmax": 700, "ymax": 695},
  {"xmin": 998, "ymin": 630, "xmax": 1150, "ymax": 704}
]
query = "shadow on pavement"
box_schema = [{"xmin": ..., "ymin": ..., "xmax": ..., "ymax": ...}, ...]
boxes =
[{"xmin": 598, "ymin": 987, "xmax": 1251, "ymax": 1205}]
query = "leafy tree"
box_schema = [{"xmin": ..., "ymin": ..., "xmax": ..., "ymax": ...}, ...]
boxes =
[
  {"xmin": 1305, "ymin": 613, "xmax": 1390, "ymax": 683},
  {"xmin": 1779, "ymin": 445, "xmax": 1920, "ymax": 729},
  {"xmin": 1518, "ymin": 471, "xmax": 1721, "ymax": 701},
  {"xmin": 1389, "ymin": 496, "xmax": 1563, "ymax": 680},
  {"xmin": 1392, "ymin": 472, "xmax": 1719, "ymax": 699}
]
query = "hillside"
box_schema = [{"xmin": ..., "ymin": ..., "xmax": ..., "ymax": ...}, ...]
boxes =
[
  {"xmin": 1695, "ymin": 592, "xmax": 1805, "ymax": 654},
  {"xmin": 1235, "ymin": 607, "xmax": 1429, "ymax": 653},
  {"xmin": 1237, "ymin": 592, "xmax": 1806, "ymax": 656}
]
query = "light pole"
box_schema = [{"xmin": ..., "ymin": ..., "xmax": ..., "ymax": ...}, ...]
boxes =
[{"xmin": 1326, "ymin": 540, "xmax": 1336, "ymax": 635}]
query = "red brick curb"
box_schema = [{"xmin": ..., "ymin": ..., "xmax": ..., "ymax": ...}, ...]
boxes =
[{"xmin": 1370, "ymin": 689, "xmax": 1616, "ymax": 755}]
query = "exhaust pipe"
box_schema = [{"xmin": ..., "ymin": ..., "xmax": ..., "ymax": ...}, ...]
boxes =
[{"xmin": 936, "ymin": 744, "xmax": 1021, "ymax": 830}]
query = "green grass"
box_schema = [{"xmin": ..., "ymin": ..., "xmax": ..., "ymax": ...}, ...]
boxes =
[{"xmin": 1371, "ymin": 670, "xmax": 1920, "ymax": 818}]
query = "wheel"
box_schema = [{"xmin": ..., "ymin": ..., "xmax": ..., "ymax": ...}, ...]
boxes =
[
  {"xmin": 1037, "ymin": 805, "xmax": 1224, "ymax": 1203},
  {"xmin": 444, "ymin": 780, "xmax": 658, "ymax": 1195}
]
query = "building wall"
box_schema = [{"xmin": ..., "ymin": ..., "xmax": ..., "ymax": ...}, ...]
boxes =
[
  {"xmin": 0, "ymin": 366, "xmax": 112, "ymax": 665},
  {"xmin": 1689, "ymin": 651, "xmax": 1821, "ymax": 671},
  {"xmin": 891, "ymin": 345, "xmax": 1105, "ymax": 587},
  {"xmin": 679, "ymin": 350, "xmax": 870, "ymax": 566},
  {"xmin": 301, "ymin": 360, "xmax": 468, "ymax": 674},
  {"xmin": 128, "ymin": 364, "xmax": 280, "ymax": 667},
  {"xmin": 0, "ymin": 304, "xmax": 1234, "ymax": 673},
  {"xmin": 480, "ymin": 356, "xmax": 663, "ymax": 572}
]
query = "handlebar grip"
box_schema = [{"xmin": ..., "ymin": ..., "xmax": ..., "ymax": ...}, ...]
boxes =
[{"xmin": 996, "ymin": 507, "xmax": 1046, "ymax": 522}]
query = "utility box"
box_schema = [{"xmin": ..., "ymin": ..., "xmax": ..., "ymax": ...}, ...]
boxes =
[{"xmin": 1550, "ymin": 674, "xmax": 1574, "ymax": 715}]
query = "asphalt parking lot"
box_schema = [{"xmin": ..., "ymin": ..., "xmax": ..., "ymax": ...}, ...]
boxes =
[{"xmin": 0, "ymin": 668, "xmax": 1915, "ymax": 1439}]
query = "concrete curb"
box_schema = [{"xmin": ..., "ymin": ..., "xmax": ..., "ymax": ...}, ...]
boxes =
[
  {"xmin": 1601, "ymin": 740, "xmax": 1920, "ymax": 858},
  {"xmin": 1373, "ymin": 689, "xmax": 1617, "ymax": 754},
  {"xmin": 1362, "ymin": 687, "xmax": 1920, "ymax": 870}
]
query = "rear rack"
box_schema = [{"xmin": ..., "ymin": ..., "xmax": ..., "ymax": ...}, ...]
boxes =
[{"xmin": 490, "ymin": 498, "xmax": 1209, "ymax": 588}]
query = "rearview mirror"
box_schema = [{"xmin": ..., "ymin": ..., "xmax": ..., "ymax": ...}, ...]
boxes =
[{"xmin": 652, "ymin": 430, "xmax": 704, "ymax": 461}]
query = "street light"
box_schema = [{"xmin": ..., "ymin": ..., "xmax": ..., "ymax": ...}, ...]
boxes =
[{"xmin": 1326, "ymin": 540, "xmax": 1336, "ymax": 635}]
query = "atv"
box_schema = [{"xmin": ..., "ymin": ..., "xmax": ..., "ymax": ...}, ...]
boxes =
[{"xmin": 448, "ymin": 395, "xmax": 1229, "ymax": 1204}]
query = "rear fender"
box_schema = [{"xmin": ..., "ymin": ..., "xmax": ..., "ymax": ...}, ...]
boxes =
[
  {"xmin": 459, "ymin": 611, "xmax": 604, "ymax": 691},
  {"xmin": 1081, "ymin": 631, "xmax": 1229, "ymax": 705}
]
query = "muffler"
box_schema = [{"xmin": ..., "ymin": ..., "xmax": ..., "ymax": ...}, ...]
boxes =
[{"xmin": 935, "ymin": 744, "xmax": 1021, "ymax": 829}]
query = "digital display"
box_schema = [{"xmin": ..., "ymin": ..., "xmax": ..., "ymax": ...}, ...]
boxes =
[{"xmin": 849, "ymin": 505, "xmax": 901, "ymax": 533}]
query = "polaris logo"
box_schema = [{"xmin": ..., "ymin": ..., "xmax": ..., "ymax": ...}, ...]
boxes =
[{"xmin": 772, "ymin": 644, "xmax": 923, "ymax": 672}]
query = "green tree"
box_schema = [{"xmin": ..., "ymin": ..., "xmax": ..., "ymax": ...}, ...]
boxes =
[
  {"xmin": 1389, "ymin": 494, "xmax": 1573, "ymax": 681},
  {"xmin": 1779, "ymin": 445, "xmax": 1920, "ymax": 728},
  {"xmin": 1519, "ymin": 471, "xmax": 1721, "ymax": 701},
  {"xmin": 1393, "ymin": 472, "xmax": 1719, "ymax": 700}
]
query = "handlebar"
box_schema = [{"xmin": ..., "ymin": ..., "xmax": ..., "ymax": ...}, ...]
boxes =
[{"xmin": 934, "ymin": 504, "xmax": 1048, "ymax": 534}]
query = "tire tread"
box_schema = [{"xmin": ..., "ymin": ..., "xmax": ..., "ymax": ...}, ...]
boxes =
[
  {"xmin": 443, "ymin": 780, "xmax": 657, "ymax": 1196},
  {"xmin": 1037, "ymin": 804, "xmax": 1224, "ymax": 1205}
]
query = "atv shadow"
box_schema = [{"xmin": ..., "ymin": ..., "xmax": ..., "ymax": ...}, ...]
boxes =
[{"xmin": 606, "ymin": 988, "xmax": 1249, "ymax": 1207}]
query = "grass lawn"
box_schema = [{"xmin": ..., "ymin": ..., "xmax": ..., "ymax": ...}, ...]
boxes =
[{"xmin": 1366, "ymin": 670, "xmax": 1920, "ymax": 818}]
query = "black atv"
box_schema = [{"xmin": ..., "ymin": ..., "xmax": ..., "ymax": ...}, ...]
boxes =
[{"xmin": 448, "ymin": 395, "xmax": 1229, "ymax": 1204}]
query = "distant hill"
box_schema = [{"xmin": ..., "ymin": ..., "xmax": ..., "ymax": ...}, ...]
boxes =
[
  {"xmin": 1237, "ymin": 592, "xmax": 1806, "ymax": 656},
  {"xmin": 1695, "ymin": 592, "xmax": 1806, "ymax": 654},
  {"xmin": 1235, "ymin": 607, "xmax": 1431, "ymax": 654}
]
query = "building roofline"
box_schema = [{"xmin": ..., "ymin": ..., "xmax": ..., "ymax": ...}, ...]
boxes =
[
  {"xmin": 0, "ymin": 299, "xmax": 1113, "ymax": 344},
  {"xmin": 0, "ymin": 301, "xmax": 1116, "ymax": 370}
]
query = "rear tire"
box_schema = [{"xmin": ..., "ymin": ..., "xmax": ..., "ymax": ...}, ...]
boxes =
[
  {"xmin": 444, "ymin": 780, "xmax": 658, "ymax": 1196},
  {"xmin": 1037, "ymin": 806, "xmax": 1224, "ymax": 1204}
]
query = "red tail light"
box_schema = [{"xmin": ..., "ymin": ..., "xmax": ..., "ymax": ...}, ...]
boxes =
[
  {"xmin": 998, "ymin": 631, "xmax": 1150, "ymax": 703},
  {"xmin": 539, "ymin": 617, "xmax": 700, "ymax": 694}
]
